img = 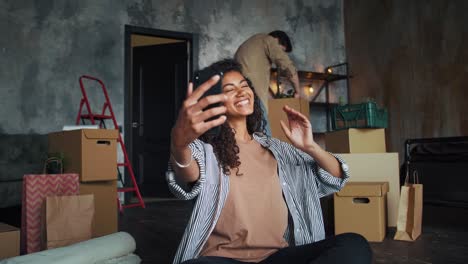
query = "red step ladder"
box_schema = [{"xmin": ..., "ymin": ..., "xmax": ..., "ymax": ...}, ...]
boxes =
[{"xmin": 75, "ymin": 75, "xmax": 145, "ymax": 212}]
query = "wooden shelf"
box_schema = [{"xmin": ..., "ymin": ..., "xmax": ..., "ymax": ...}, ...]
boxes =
[
  {"xmin": 298, "ymin": 71, "xmax": 348, "ymax": 82},
  {"xmin": 271, "ymin": 69, "xmax": 348, "ymax": 82}
]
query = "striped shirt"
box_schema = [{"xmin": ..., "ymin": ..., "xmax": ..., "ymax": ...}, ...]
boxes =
[{"xmin": 166, "ymin": 133, "xmax": 350, "ymax": 264}]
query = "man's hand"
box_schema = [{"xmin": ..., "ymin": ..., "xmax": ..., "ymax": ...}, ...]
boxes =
[{"xmin": 291, "ymin": 71, "xmax": 301, "ymax": 98}]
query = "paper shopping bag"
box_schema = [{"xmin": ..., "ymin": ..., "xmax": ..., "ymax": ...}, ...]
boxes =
[
  {"xmin": 41, "ymin": 194, "xmax": 94, "ymax": 249},
  {"xmin": 394, "ymin": 170, "xmax": 423, "ymax": 241},
  {"xmin": 21, "ymin": 173, "xmax": 79, "ymax": 253}
]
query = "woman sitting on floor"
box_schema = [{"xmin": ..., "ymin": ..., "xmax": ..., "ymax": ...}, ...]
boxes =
[{"xmin": 167, "ymin": 59, "xmax": 372, "ymax": 264}]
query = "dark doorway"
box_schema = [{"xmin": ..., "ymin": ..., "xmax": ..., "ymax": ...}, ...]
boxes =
[
  {"xmin": 132, "ymin": 42, "xmax": 187, "ymax": 197},
  {"xmin": 124, "ymin": 25, "xmax": 197, "ymax": 198}
]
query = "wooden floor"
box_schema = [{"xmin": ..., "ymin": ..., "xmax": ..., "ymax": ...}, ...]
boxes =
[
  {"xmin": 119, "ymin": 199, "xmax": 193, "ymax": 264},
  {"xmin": 0, "ymin": 200, "xmax": 466, "ymax": 263},
  {"xmin": 119, "ymin": 200, "xmax": 468, "ymax": 264}
]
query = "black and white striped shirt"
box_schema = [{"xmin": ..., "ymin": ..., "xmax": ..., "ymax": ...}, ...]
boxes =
[{"xmin": 166, "ymin": 133, "xmax": 350, "ymax": 264}]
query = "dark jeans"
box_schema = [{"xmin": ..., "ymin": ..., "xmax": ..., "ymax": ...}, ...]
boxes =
[{"xmin": 182, "ymin": 233, "xmax": 372, "ymax": 264}]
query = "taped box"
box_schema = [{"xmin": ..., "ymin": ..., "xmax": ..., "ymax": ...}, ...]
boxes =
[{"xmin": 48, "ymin": 129, "xmax": 118, "ymax": 182}]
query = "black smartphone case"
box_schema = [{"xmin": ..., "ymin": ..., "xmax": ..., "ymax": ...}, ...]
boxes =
[{"xmin": 193, "ymin": 68, "xmax": 223, "ymax": 136}]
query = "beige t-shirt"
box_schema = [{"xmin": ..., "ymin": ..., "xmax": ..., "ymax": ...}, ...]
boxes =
[{"xmin": 200, "ymin": 139, "xmax": 289, "ymax": 262}]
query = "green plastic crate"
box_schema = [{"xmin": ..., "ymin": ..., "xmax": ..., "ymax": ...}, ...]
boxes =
[{"xmin": 331, "ymin": 101, "xmax": 388, "ymax": 130}]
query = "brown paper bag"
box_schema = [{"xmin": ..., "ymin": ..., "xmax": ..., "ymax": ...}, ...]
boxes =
[
  {"xmin": 394, "ymin": 170, "xmax": 423, "ymax": 241},
  {"xmin": 42, "ymin": 194, "xmax": 94, "ymax": 249}
]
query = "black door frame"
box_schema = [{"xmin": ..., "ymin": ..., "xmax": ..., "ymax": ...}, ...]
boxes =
[{"xmin": 123, "ymin": 25, "xmax": 198, "ymax": 191}]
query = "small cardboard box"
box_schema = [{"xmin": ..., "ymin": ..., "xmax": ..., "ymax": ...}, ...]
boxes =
[
  {"xmin": 79, "ymin": 180, "xmax": 118, "ymax": 237},
  {"xmin": 48, "ymin": 129, "xmax": 118, "ymax": 182},
  {"xmin": 339, "ymin": 153, "xmax": 399, "ymax": 227},
  {"xmin": 0, "ymin": 222, "xmax": 20, "ymax": 259},
  {"xmin": 325, "ymin": 128, "xmax": 386, "ymax": 153},
  {"xmin": 334, "ymin": 182, "xmax": 389, "ymax": 242},
  {"xmin": 268, "ymin": 98, "xmax": 309, "ymax": 144}
]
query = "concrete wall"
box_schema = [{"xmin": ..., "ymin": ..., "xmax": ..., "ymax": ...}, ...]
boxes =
[
  {"xmin": 0, "ymin": 0, "xmax": 345, "ymax": 206},
  {"xmin": 344, "ymin": 0, "xmax": 468, "ymax": 159}
]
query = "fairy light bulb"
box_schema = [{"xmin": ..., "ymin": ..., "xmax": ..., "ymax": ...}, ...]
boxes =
[{"xmin": 327, "ymin": 68, "xmax": 332, "ymax": 74}]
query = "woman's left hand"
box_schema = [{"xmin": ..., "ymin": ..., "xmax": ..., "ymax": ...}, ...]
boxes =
[
  {"xmin": 280, "ymin": 105, "xmax": 343, "ymax": 178},
  {"xmin": 280, "ymin": 105, "xmax": 315, "ymax": 151}
]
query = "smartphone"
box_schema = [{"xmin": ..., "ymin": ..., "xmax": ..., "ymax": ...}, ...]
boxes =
[{"xmin": 193, "ymin": 68, "xmax": 223, "ymax": 136}]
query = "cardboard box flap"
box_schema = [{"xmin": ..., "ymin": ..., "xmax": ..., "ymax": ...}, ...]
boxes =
[
  {"xmin": 0, "ymin": 222, "xmax": 18, "ymax": 232},
  {"xmin": 336, "ymin": 182, "xmax": 389, "ymax": 197},
  {"xmin": 83, "ymin": 129, "xmax": 119, "ymax": 140},
  {"xmin": 0, "ymin": 222, "xmax": 20, "ymax": 259},
  {"xmin": 325, "ymin": 128, "xmax": 386, "ymax": 154}
]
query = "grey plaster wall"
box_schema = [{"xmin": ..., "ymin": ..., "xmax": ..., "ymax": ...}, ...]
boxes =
[
  {"xmin": 0, "ymin": 135, "xmax": 47, "ymax": 207},
  {"xmin": 344, "ymin": 0, "xmax": 468, "ymax": 159},
  {"xmin": 1, "ymin": 0, "xmax": 345, "ymax": 135},
  {"xmin": 0, "ymin": 0, "xmax": 345, "ymax": 206}
]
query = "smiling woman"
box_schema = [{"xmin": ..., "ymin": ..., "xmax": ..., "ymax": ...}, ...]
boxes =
[
  {"xmin": 166, "ymin": 59, "xmax": 371, "ymax": 264},
  {"xmin": 197, "ymin": 59, "xmax": 266, "ymax": 177},
  {"xmin": 221, "ymin": 71, "xmax": 255, "ymax": 118}
]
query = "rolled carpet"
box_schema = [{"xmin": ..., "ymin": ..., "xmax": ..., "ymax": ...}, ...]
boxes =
[{"xmin": 0, "ymin": 232, "xmax": 140, "ymax": 264}]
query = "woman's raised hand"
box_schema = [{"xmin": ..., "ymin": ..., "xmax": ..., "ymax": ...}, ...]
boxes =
[
  {"xmin": 171, "ymin": 75, "xmax": 227, "ymax": 149},
  {"xmin": 280, "ymin": 105, "xmax": 315, "ymax": 152},
  {"xmin": 280, "ymin": 105, "xmax": 343, "ymax": 178}
]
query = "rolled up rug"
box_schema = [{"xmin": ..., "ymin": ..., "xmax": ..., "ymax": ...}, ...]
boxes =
[{"xmin": 1, "ymin": 232, "xmax": 140, "ymax": 264}]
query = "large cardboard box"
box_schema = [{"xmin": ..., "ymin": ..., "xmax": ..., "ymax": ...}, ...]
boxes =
[
  {"xmin": 334, "ymin": 182, "xmax": 389, "ymax": 242},
  {"xmin": 268, "ymin": 98, "xmax": 309, "ymax": 144},
  {"xmin": 48, "ymin": 129, "xmax": 119, "ymax": 182},
  {"xmin": 325, "ymin": 128, "xmax": 386, "ymax": 153},
  {"xmin": 339, "ymin": 153, "xmax": 399, "ymax": 227},
  {"xmin": 79, "ymin": 180, "xmax": 118, "ymax": 237},
  {"xmin": 0, "ymin": 222, "xmax": 20, "ymax": 259}
]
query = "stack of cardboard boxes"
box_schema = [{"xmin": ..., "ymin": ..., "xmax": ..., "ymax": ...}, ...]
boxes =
[
  {"xmin": 48, "ymin": 129, "xmax": 119, "ymax": 238},
  {"xmin": 325, "ymin": 128, "xmax": 400, "ymax": 242},
  {"xmin": 268, "ymin": 98, "xmax": 309, "ymax": 144}
]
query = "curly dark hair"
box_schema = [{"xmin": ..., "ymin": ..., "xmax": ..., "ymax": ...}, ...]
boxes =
[{"xmin": 199, "ymin": 59, "xmax": 266, "ymax": 176}]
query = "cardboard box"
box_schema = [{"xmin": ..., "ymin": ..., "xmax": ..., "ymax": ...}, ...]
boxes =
[
  {"xmin": 268, "ymin": 98, "xmax": 309, "ymax": 144},
  {"xmin": 325, "ymin": 128, "xmax": 386, "ymax": 153},
  {"xmin": 334, "ymin": 182, "xmax": 389, "ymax": 242},
  {"xmin": 48, "ymin": 129, "xmax": 119, "ymax": 182},
  {"xmin": 339, "ymin": 153, "xmax": 400, "ymax": 227},
  {"xmin": 0, "ymin": 222, "xmax": 20, "ymax": 259},
  {"xmin": 79, "ymin": 180, "xmax": 118, "ymax": 237}
]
